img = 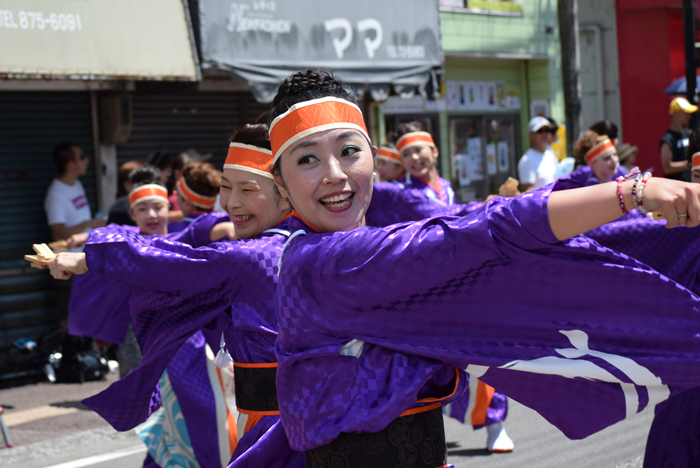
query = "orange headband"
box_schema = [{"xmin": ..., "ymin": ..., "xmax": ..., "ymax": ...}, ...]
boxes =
[
  {"xmin": 223, "ymin": 143, "xmax": 274, "ymax": 179},
  {"xmin": 378, "ymin": 146, "xmax": 401, "ymax": 164},
  {"xmin": 176, "ymin": 177, "xmax": 217, "ymax": 209},
  {"xmin": 129, "ymin": 184, "xmax": 168, "ymax": 208},
  {"xmin": 269, "ymin": 97, "xmax": 369, "ymax": 163},
  {"xmin": 584, "ymin": 138, "xmax": 616, "ymax": 165},
  {"xmin": 396, "ymin": 131, "xmax": 436, "ymax": 154},
  {"xmin": 692, "ymin": 152, "xmax": 700, "ymax": 170}
]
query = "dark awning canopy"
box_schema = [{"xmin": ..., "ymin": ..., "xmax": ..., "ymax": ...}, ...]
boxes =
[{"xmin": 197, "ymin": 0, "xmax": 443, "ymax": 103}]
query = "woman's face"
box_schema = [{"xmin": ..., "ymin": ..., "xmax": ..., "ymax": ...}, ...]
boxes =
[
  {"xmin": 177, "ymin": 192, "xmax": 194, "ymax": 216},
  {"xmin": 220, "ymin": 168, "xmax": 290, "ymax": 239},
  {"xmin": 376, "ymin": 158, "xmax": 403, "ymax": 181},
  {"xmin": 400, "ymin": 144, "xmax": 438, "ymax": 180},
  {"xmin": 692, "ymin": 169, "xmax": 700, "ymax": 184},
  {"xmin": 130, "ymin": 199, "xmax": 169, "ymax": 235},
  {"xmin": 274, "ymin": 128, "xmax": 376, "ymax": 233},
  {"xmin": 591, "ymin": 152, "xmax": 619, "ymax": 182}
]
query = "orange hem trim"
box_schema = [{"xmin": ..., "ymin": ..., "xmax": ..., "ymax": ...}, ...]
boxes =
[
  {"xmin": 414, "ymin": 368, "xmax": 460, "ymax": 404},
  {"xmin": 236, "ymin": 408, "xmax": 281, "ymax": 417},
  {"xmin": 399, "ymin": 402, "xmax": 441, "ymax": 417},
  {"xmin": 233, "ymin": 362, "xmax": 278, "ymax": 368}
]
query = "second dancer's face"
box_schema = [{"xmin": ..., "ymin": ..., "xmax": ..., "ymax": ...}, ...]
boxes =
[
  {"xmin": 130, "ymin": 200, "xmax": 168, "ymax": 236},
  {"xmin": 275, "ymin": 128, "xmax": 376, "ymax": 233},
  {"xmin": 220, "ymin": 168, "xmax": 290, "ymax": 239}
]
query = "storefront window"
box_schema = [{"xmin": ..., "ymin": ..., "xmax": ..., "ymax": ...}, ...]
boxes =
[{"xmin": 449, "ymin": 115, "xmax": 519, "ymax": 202}]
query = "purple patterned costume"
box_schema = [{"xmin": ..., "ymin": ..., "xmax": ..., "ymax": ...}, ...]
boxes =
[
  {"xmin": 275, "ymin": 182, "xmax": 700, "ymax": 456},
  {"xmin": 394, "ymin": 173, "xmax": 456, "ymax": 206},
  {"xmin": 80, "ymin": 189, "xmax": 480, "ymax": 467},
  {"xmin": 558, "ymin": 165, "xmax": 626, "ymax": 187}
]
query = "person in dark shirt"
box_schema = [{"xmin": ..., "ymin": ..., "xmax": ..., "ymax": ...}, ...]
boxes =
[
  {"xmin": 660, "ymin": 97, "xmax": 696, "ymax": 181},
  {"xmin": 106, "ymin": 160, "xmax": 145, "ymax": 226}
]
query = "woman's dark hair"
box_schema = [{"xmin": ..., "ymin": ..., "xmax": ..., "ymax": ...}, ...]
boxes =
[
  {"xmin": 268, "ymin": 69, "xmax": 357, "ymax": 177},
  {"xmin": 129, "ymin": 165, "xmax": 163, "ymax": 191},
  {"xmin": 117, "ymin": 160, "xmax": 146, "ymax": 197},
  {"xmin": 573, "ymin": 130, "xmax": 607, "ymax": 166},
  {"xmin": 394, "ymin": 121, "xmax": 429, "ymax": 142},
  {"xmin": 545, "ymin": 117, "xmax": 559, "ymax": 134},
  {"xmin": 181, "ymin": 162, "xmax": 221, "ymax": 208},
  {"xmin": 687, "ymin": 129, "xmax": 700, "ymax": 164},
  {"xmin": 589, "ymin": 120, "xmax": 619, "ymax": 141},
  {"xmin": 229, "ymin": 123, "xmax": 271, "ymax": 150}
]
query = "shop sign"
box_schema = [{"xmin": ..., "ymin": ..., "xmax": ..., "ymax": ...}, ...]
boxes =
[
  {"xmin": 0, "ymin": 0, "xmax": 199, "ymax": 80},
  {"xmin": 199, "ymin": 0, "xmax": 442, "ymax": 89},
  {"xmin": 445, "ymin": 80, "xmax": 520, "ymax": 111},
  {"xmin": 439, "ymin": 0, "xmax": 523, "ymax": 17}
]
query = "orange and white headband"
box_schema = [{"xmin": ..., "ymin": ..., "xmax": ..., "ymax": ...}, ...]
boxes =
[
  {"xmin": 269, "ymin": 96, "xmax": 370, "ymax": 164},
  {"xmin": 129, "ymin": 184, "xmax": 168, "ymax": 208},
  {"xmin": 176, "ymin": 177, "xmax": 217, "ymax": 209},
  {"xmin": 377, "ymin": 146, "xmax": 401, "ymax": 164},
  {"xmin": 692, "ymin": 152, "xmax": 700, "ymax": 170},
  {"xmin": 223, "ymin": 142, "xmax": 274, "ymax": 179},
  {"xmin": 396, "ymin": 131, "xmax": 436, "ymax": 154},
  {"xmin": 584, "ymin": 138, "xmax": 616, "ymax": 165}
]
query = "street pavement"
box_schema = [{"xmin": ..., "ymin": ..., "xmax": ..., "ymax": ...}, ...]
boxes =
[{"xmin": 0, "ymin": 374, "xmax": 653, "ymax": 468}]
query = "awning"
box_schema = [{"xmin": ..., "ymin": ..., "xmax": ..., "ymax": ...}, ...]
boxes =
[
  {"xmin": 197, "ymin": 0, "xmax": 443, "ymax": 102},
  {"xmin": 0, "ymin": 0, "xmax": 199, "ymax": 80}
]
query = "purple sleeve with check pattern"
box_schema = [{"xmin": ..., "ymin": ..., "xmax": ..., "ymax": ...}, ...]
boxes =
[
  {"xmin": 168, "ymin": 212, "xmax": 231, "ymax": 247},
  {"xmin": 276, "ymin": 184, "xmax": 700, "ymax": 450}
]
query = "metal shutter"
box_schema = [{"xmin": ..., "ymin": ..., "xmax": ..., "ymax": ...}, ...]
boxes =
[
  {"xmin": 0, "ymin": 92, "xmax": 97, "ymax": 379},
  {"xmin": 117, "ymin": 92, "xmax": 270, "ymax": 169}
]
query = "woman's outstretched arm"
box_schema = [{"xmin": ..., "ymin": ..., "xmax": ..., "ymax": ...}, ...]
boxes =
[{"xmin": 548, "ymin": 178, "xmax": 700, "ymax": 241}]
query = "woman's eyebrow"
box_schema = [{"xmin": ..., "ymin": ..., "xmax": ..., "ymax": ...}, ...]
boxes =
[{"xmin": 290, "ymin": 140, "xmax": 318, "ymax": 155}]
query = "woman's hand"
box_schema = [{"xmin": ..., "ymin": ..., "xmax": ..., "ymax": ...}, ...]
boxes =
[
  {"xmin": 66, "ymin": 232, "xmax": 90, "ymax": 249},
  {"xmin": 636, "ymin": 178, "xmax": 700, "ymax": 228},
  {"xmin": 47, "ymin": 252, "xmax": 88, "ymax": 280},
  {"xmin": 210, "ymin": 222, "xmax": 238, "ymax": 242}
]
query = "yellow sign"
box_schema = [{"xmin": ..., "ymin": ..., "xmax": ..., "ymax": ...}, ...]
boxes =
[
  {"xmin": 0, "ymin": 0, "xmax": 198, "ymax": 79},
  {"xmin": 551, "ymin": 123, "xmax": 567, "ymax": 161}
]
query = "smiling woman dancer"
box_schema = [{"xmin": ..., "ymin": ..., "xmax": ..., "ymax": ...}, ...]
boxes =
[
  {"xmin": 44, "ymin": 123, "xmax": 305, "ymax": 467},
  {"xmin": 263, "ymin": 69, "xmax": 700, "ymax": 467}
]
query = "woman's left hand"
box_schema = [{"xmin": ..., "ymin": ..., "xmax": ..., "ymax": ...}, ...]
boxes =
[
  {"xmin": 637, "ymin": 178, "xmax": 700, "ymax": 228},
  {"xmin": 46, "ymin": 252, "xmax": 88, "ymax": 280}
]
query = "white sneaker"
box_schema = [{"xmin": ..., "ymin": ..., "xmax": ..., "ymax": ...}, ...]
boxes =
[{"xmin": 486, "ymin": 422, "xmax": 515, "ymax": 453}]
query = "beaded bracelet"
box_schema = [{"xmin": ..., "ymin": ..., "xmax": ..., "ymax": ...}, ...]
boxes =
[
  {"xmin": 631, "ymin": 174, "xmax": 642, "ymax": 212},
  {"xmin": 616, "ymin": 175, "xmax": 629, "ymax": 215},
  {"xmin": 636, "ymin": 172, "xmax": 653, "ymax": 214}
]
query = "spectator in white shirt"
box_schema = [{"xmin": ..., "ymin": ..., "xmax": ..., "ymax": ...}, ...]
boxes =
[
  {"xmin": 518, "ymin": 117, "xmax": 560, "ymax": 191},
  {"xmin": 44, "ymin": 142, "xmax": 105, "ymax": 242}
]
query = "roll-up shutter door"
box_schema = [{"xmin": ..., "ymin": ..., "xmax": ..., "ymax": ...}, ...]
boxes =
[
  {"xmin": 117, "ymin": 92, "xmax": 270, "ymax": 169},
  {"xmin": 0, "ymin": 92, "xmax": 97, "ymax": 379}
]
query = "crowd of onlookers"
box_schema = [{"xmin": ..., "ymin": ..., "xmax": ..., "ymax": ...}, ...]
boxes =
[{"xmin": 518, "ymin": 96, "xmax": 697, "ymax": 192}]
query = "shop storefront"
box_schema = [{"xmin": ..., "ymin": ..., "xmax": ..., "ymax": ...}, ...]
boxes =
[{"xmin": 382, "ymin": 0, "xmax": 565, "ymax": 203}]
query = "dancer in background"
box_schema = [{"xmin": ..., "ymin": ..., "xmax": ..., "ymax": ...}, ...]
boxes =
[{"xmin": 375, "ymin": 142, "xmax": 404, "ymax": 182}]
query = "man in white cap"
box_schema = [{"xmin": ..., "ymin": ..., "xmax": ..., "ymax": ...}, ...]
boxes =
[
  {"xmin": 517, "ymin": 116, "xmax": 560, "ymax": 191},
  {"xmin": 660, "ymin": 97, "xmax": 697, "ymax": 181}
]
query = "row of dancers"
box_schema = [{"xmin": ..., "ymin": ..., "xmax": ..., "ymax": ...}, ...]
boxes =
[{"xmin": 29, "ymin": 68, "xmax": 700, "ymax": 468}]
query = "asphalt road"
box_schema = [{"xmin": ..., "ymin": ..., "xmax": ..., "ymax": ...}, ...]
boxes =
[{"xmin": 1, "ymin": 397, "xmax": 652, "ymax": 468}]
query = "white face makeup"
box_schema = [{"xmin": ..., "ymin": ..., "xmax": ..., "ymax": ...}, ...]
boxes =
[
  {"xmin": 274, "ymin": 128, "xmax": 376, "ymax": 233},
  {"xmin": 130, "ymin": 199, "xmax": 169, "ymax": 235},
  {"xmin": 219, "ymin": 168, "xmax": 290, "ymax": 239},
  {"xmin": 400, "ymin": 144, "xmax": 438, "ymax": 181}
]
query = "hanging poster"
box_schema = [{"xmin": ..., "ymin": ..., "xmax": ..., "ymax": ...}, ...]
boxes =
[
  {"xmin": 457, "ymin": 154, "xmax": 471, "ymax": 186},
  {"xmin": 497, "ymin": 141, "xmax": 509, "ymax": 172},
  {"xmin": 496, "ymin": 82, "xmax": 506, "ymax": 108},
  {"xmin": 467, "ymin": 137, "xmax": 484, "ymax": 181},
  {"xmin": 457, "ymin": 81, "xmax": 469, "ymax": 111},
  {"xmin": 486, "ymin": 82, "xmax": 498, "ymax": 110},
  {"xmin": 445, "ymin": 80, "xmax": 458, "ymax": 110},
  {"xmin": 467, "ymin": 81, "xmax": 477, "ymax": 109},
  {"xmin": 486, "ymin": 142, "xmax": 497, "ymax": 175}
]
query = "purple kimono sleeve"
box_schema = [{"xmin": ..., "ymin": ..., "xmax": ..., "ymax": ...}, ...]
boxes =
[
  {"xmin": 366, "ymin": 181, "xmax": 484, "ymax": 227},
  {"xmin": 85, "ymin": 225, "xmax": 247, "ymax": 298},
  {"xmin": 68, "ymin": 271, "xmax": 130, "ymax": 344},
  {"xmin": 168, "ymin": 212, "xmax": 231, "ymax": 248}
]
